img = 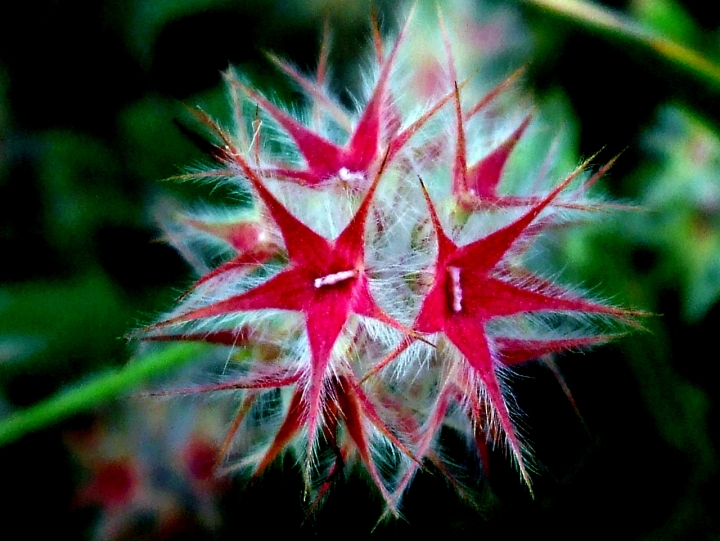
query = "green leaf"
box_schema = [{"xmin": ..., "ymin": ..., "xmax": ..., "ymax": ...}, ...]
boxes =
[
  {"xmin": 0, "ymin": 343, "xmax": 204, "ymax": 447},
  {"xmin": 524, "ymin": 0, "xmax": 720, "ymax": 91}
]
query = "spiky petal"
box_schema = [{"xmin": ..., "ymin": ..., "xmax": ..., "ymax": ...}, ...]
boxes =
[{"xmin": 408, "ymin": 166, "xmax": 633, "ymax": 487}]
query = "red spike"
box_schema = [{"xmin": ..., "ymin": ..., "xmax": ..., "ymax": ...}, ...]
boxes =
[
  {"xmin": 148, "ymin": 270, "xmax": 312, "ymax": 329},
  {"xmin": 214, "ymin": 391, "xmax": 259, "ymax": 472},
  {"xmin": 464, "ymin": 113, "xmax": 533, "ymax": 201},
  {"xmin": 464, "ymin": 65, "xmax": 527, "ymax": 121},
  {"xmin": 303, "ymin": 300, "xmax": 350, "ymax": 461},
  {"xmin": 444, "ymin": 323, "xmax": 533, "ymax": 491},
  {"xmin": 225, "ymin": 69, "xmax": 252, "ymax": 151},
  {"xmin": 142, "ymin": 328, "xmax": 250, "ymax": 347},
  {"xmin": 307, "ymin": 399, "xmax": 345, "ymax": 513},
  {"xmin": 230, "ymin": 150, "xmax": 332, "ymax": 264},
  {"xmin": 252, "ymin": 389, "xmax": 305, "ymax": 478},
  {"xmin": 453, "ymin": 154, "xmax": 597, "ymax": 271},
  {"xmin": 264, "ymin": 52, "xmax": 351, "ymax": 133},
  {"xmin": 542, "ymin": 355, "xmax": 584, "ymax": 423},
  {"xmin": 571, "ymin": 152, "xmax": 621, "ymax": 199},
  {"xmin": 389, "ymin": 387, "xmax": 451, "ymax": 506},
  {"xmin": 495, "ymin": 335, "xmax": 619, "ymax": 366},
  {"xmin": 335, "ymin": 377, "xmax": 397, "ymax": 512},
  {"xmin": 418, "ymin": 177, "xmax": 457, "ymax": 258},
  {"xmin": 370, "ymin": 6, "xmax": 384, "ymax": 63},
  {"xmin": 317, "ymin": 17, "xmax": 331, "ymax": 85},
  {"xmin": 387, "ymin": 75, "xmax": 471, "ymax": 163},
  {"xmin": 254, "ymin": 166, "xmax": 330, "ymax": 185},
  {"xmin": 333, "ymin": 147, "xmax": 390, "ymax": 255},
  {"xmin": 361, "ymin": 337, "xmax": 412, "ymax": 384},
  {"xmin": 166, "ymin": 169, "xmax": 238, "ymax": 182},
  {"xmin": 346, "ymin": 8, "xmax": 413, "ymax": 171},
  {"xmin": 462, "ymin": 276, "xmax": 629, "ymax": 320},
  {"xmin": 437, "ymin": 5, "xmax": 458, "ymax": 84},
  {"xmin": 231, "ymin": 79, "xmax": 344, "ymax": 182},
  {"xmin": 141, "ymin": 369, "xmax": 300, "ymax": 398},
  {"xmin": 345, "ymin": 376, "xmax": 419, "ymax": 464},
  {"xmin": 188, "ymin": 246, "xmax": 278, "ymax": 291},
  {"xmin": 183, "ymin": 105, "xmax": 237, "ymax": 158},
  {"xmin": 452, "ymin": 81, "xmax": 469, "ymax": 198},
  {"xmin": 472, "ymin": 423, "xmax": 492, "ymax": 477}
]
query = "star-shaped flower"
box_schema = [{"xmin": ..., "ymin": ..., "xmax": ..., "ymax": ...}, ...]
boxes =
[
  {"xmin": 228, "ymin": 11, "xmax": 457, "ymax": 188},
  {"xmin": 145, "ymin": 149, "xmax": 420, "ymax": 506},
  {"xmin": 138, "ymin": 7, "xmax": 645, "ymax": 515},
  {"xmin": 365, "ymin": 161, "xmax": 635, "ymax": 496},
  {"xmin": 415, "ymin": 167, "xmax": 632, "ymax": 484}
]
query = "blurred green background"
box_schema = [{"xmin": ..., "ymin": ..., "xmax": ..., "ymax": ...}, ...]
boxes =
[{"xmin": 0, "ymin": 0, "xmax": 719, "ymax": 538}]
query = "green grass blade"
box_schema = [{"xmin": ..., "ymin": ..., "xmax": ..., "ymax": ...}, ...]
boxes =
[
  {"xmin": 524, "ymin": 0, "xmax": 720, "ymax": 90},
  {"xmin": 0, "ymin": 343, "xmax": 204, "ymax": 447}
]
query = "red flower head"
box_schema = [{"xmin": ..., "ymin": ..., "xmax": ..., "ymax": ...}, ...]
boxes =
[{"xmin": 139, "ymin": 6, "xmax": 641, "ymax": 516}]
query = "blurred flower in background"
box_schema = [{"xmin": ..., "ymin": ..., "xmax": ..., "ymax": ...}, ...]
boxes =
[{"xmin": 68, "ymin": 399, "xmax": 229, "ymax": 541}]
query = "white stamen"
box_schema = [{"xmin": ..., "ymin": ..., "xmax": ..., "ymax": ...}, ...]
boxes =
[
  {"xmin": 338, "ymin": 167, "xmax": 365, "ymax": 183},
  {"xmin": 448, "ymin": 266, "xmax": 462, "ymax": 312},
  {"xmin": 314, "ymin": 269, "xmax": 358, "ymax": 288}
]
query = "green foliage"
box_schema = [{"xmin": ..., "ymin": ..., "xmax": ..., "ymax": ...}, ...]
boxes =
[{"xmin": 0, "ymin": 343, "xmax": 203, "ymax": 446}]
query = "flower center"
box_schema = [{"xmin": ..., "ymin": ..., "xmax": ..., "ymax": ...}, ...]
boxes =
[
  {"xmin": 447, "ymin": 266, "xmax": 463, "ymax": 312},
  {"xmin": 338, "ymin": 167, "xmax": 366, "ymax": 183},
  {"xmin": 314, "ymin": 269, "xmax": 359, "ymax": 289}
]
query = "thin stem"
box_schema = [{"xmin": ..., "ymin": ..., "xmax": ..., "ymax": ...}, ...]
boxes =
[
  {"xmin": 524, "ymin": 0, "xmax": 720, "ymax": 90},
  {"xmin": 0, "ymin": 343, "xmax": 204, "ymax": 447}
]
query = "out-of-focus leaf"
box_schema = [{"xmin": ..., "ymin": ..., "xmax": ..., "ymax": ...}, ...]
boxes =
[
  {"xmin": 0, "ymin": 274, "xmax": 131, "ymax": 376},
  {"xmin": 630, "ymin": 0, "xmax": 696, "ymax": 46},
  {"xmin": 524, "ymin": 0, "xmax": 720, "ymax": 91},
  {"xmin": 37, "ymin": 131, "xmax": 136, "ymax": 268}
]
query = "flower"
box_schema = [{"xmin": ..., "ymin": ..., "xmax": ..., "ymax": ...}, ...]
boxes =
[
  {"xmin": 138, "ymin": 6, "xmax": 638, "ymax": 515},
  {"xmin": 68, "ymin": 401, "xmax": 228, "ymax": 540}
]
